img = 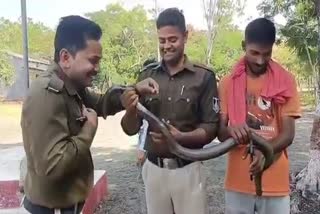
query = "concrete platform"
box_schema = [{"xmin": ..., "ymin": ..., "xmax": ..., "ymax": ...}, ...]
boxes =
[{"xmin": 0, "ymin": 146, "xmax": 108, "ymax": 214}]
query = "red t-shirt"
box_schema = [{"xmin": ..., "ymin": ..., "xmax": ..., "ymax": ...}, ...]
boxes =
[{"xmin": 219, "ymin": 72, "xmax": 301, "ymax": 196}]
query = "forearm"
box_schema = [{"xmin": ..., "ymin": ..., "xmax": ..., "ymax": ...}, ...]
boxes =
[
  {"xmin": 178, "ymin": 127, "xmax": 216, "ymax": 147},
  {"xmin": 121, "ymin": 111, "xmax": 142, "ymax": 136},
  {"xmin": 83, "ymin": 88, "xmax": 124, "ymax": 118},
  {"xmin": 217, "ymin": 114, "xmax": 230, "ymax": 142},
  {"xmin": 270, "ymin": 116, "xmax": 296, "ymax": 154},
  {"xmin": 218, "ymin": 125, "xmax": 230, "ymax": 142},
  {"xmin": 270, "ymin": 135, "xmax": 294, "ymax": 154}
]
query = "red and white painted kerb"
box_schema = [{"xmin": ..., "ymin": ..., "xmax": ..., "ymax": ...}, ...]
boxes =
[{"xmin": 0, "ymin": 146, "xmax": 108, "ymax": 214}]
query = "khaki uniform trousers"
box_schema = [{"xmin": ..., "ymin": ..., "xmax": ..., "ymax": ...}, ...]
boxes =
[{"xmin": 142, "ymin": 159, "xmax": 208, "ymax": 214}]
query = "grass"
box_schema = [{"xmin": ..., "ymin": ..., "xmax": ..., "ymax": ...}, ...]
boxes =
[{"xmin": 300, "ymin": 91, "xmax": 316, "ymax": 111}]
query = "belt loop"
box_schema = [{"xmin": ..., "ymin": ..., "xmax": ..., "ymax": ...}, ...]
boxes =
[
  {"xmin": 157, "ymin": 157, "xmax": 164, "ymax": 168},
  {"xmin": 54, "ymin": 209, "xmax": 61, "ymax": 214},
  {"xmin": 157, "ymin": 157, "xmax": 161, "ymax": 167},
  {"xmin": 74, "ymin": 203, "xmax": 78, "ymax": 214},
  {"xmin": 176, "ymin": 158, "xmax": 183, "ymax": 167}
]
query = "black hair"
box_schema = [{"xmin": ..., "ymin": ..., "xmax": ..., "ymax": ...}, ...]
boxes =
[
  {"xmin": 54, "ymin": 15, "xmax": 102, "ymax": 63},
  {"xmin": 156, "ymin": 8, "xmax": 186, "ymax": 33},
  {"xmin": 245, "ymin": 18, "xmax": 276, "ymax": 45}
]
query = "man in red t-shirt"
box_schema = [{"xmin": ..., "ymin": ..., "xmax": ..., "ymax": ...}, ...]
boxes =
[{"xmin": 218, "ymin": 18, "xmax": 301, "ymax": 214}]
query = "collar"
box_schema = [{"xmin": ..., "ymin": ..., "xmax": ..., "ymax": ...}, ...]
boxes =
[
  {"xmin": 48, "ymin": 63, "xmax": 78, "ymax": 96},
  {"xmin": 160, "ymin": 55, "xmax": 196, "ymax": 74}
]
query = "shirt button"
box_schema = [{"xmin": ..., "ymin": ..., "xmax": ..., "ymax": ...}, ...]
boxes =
[
  {"xmin": 186, "ymin": 98, "xmax": 190, "ymax": 102},
  {"xmin": 168, "ymin": 97, "xmax": 172, "ymax": 101}
]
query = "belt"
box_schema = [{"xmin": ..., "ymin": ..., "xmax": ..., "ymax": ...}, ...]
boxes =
[
  {"xmin": 147, "ymin": 154, "xmax": 194, "ymax": 169},
  {"xmin": 23, "ymin": 197, "xmax": 84, "ymax": 214}
]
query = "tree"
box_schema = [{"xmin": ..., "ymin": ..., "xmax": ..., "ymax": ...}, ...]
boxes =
[
  {"xmin": 273, "ymin": 44, "xmax": 310, "ymax": 84},
  {"xmin": 87, "ymin": 4, "xmax": 158, "ymax": 91},
  {"xmin": 186, "ymin": 25, "xmax": 243, "ymax": 78},
  {"xmin": 202, "ymin": 0, "xmax": 246, "ymax": 66},
  {"xmin": 0, "ymin": 52, "xmax": 14, "ymax": 85},
  {"xmin": 0, "ymin": 18, "xmax": 54, "ymax": 85},
  {"xmin": 258, "ymin": 0, "xmax": 318, "ymax": 97},
  {"xmin": 152, "ymin": 0, "xmax": 161, "ymax": 61},
  {"xmin": 259, "ymin": 1, "xmax": 320, "ymax": 212},
  {"xmin": 211, "ymin": 27, "xmax": 243, "ymax": 77}
]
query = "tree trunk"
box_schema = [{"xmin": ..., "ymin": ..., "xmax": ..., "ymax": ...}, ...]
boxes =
[
  {"xmin": 317, "ymin": 0, "xmax": 320, "ymax": 103},
  {"xmin": 203, "ymin": 0, "xmax": 219, "ymax": 66},
  {"xmin": 290, "ymin": 1, "xmax": 320, "ymax": 213},
  {"xmin": 154, "ymin": 0, "xmax": 160, "ymax": 62}
]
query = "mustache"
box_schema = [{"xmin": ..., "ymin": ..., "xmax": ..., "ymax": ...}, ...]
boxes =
[{"xmin": 253, "ymin": 63, "xmax": 267, "ymax": 68}]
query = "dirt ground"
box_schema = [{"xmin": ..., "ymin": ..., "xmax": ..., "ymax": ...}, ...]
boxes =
[
  {"xmin": 94, "ymin": 111, "xmax": 316, "ymax": 214},
  {"xmin": 0, "ymin": 103, "xmax": 316, "ymax": 214}
]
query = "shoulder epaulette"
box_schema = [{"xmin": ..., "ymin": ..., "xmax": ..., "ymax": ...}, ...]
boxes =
[
  {"xmin": 46, "ymin": 75, "xmax": 64, "ymax": 93},
  {"xmin": 141, "ymin": 62, "xmax": 161, "ymax": 73},
  {"xmin": 193, "ymin": 63, "xmax": 214, "ymax": 72}
]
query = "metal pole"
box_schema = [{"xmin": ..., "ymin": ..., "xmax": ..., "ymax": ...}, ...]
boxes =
[
  {"xmin": 21, "ymin": 0, "xmax": 29, "ymax": 89},
  {"xmin": 154, "ymin": 0, "xmax": 160, "ymax": 62}
]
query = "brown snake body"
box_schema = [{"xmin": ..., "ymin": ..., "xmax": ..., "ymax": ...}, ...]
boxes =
[{"xmin": 104, "ymin": 86, "xmax": 275, "ymax": 196}]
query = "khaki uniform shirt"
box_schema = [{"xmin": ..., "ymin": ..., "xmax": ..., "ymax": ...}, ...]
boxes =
[
  {"xmin": 138, "ymin": 57, "xmax": 220, "ymax": 157},
  {"xmin": 21, "ymin": 63, "xmax": 123, "ymax": 208}
]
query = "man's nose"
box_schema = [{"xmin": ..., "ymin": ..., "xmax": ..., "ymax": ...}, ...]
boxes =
[
  {"xmin": 164, "ymin": 41, "xmax": 171, "ymax": 49},
  {"xmin": 93, "ymin": 64, "xmax": 99, "ymax": 74},
  {"xmin": 256, "ymin": 57, "xmax": 265, "ymax": 66}
]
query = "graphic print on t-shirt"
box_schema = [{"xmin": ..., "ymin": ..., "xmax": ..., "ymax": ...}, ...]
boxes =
[{"xmin": 246, "ymin": 92, "xmax": 276, "ymax": 139}]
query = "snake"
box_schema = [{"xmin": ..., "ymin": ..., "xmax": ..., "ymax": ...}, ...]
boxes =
[{"xmin": 103, "ymin": 86, "xmax": 275, "ymax": 196}]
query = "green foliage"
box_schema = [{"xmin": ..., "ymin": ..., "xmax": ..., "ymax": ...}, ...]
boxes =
[
  {"xmin": 273, "ymin": 44, "xmax": 311, "ymax": 78},
  {"xmin": 0, "ymin": 2, "xmax": 310, "ymax": 94},
  {"xmin": 186, "ymin": 26, "xmax": 243, "ymax": 77},
  {"xmin": 186, "ymin": 27, "xmax": 207, "ymax": 63},
  {"xmin": 258, "ymin": 0, "xmax": 317, "ymax": 70},
  {"xmin": 0, "ymin": 18, "xmax": 54, "ymax": 58},
  {"xmin": 259, "ymin": 0, "xmax": 318, "ymax": 106},
  {"xmin": 0, "ymin": 18, "xmax": 54, "ymax": 85},
  {"xmin": 300, "ymin": 91, "xmax": 316, "ymax": 107},
  {"xmin": 0, "ymin": 52, "xmax": 14, "ymax": 85},
  {"xmin": 87, "ymin": 4, "xmax": 158, "ymax": 90},
  {"xmin": 211, "ymin": 28, "xmax": 243, "ymax": 77}
]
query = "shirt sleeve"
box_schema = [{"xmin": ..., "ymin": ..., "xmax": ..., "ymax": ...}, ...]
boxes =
[
  {"xmin": 136, "ymin": 71, "xmax": 148, "ymax": 105},
  {"xmin": 281, "ymin": 76, "xmax": 302, "ymax": 119},
  {"xmin": 218, "ymin": 75, "xmax": 229, "ymax": 116},
  {"xmin": 197, "ymin": 71, "xmax": 220, "ymax": 139},
  {"xmin": 82, "ymin": 87, "xmax": 124, "ymax": 118}
]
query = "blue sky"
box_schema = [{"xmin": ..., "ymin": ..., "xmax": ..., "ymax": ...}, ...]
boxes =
[{"xmin": 0, "ymin": 0, "xmax": 280, "ymax": 30}]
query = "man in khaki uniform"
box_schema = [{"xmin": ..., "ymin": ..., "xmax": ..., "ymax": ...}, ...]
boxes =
[
  {"xmin": 21, "ymin": 15, "xmax": 158, "ymax": 214},
  {"xmin": 120, "ymin": 8, "xmax": 219, "ymax": 214}
]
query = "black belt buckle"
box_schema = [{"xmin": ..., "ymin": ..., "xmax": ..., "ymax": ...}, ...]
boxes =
[{"xmin": 148, "ymin": 155, "xmax": 193, "ymax": 169}]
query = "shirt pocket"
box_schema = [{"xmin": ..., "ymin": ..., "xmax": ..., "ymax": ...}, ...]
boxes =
[
  {"xmin": 174, "ymin": 93, "xmax": 198, "ymax": 121},
  {"xmin": 67, "ymin": 99, "xmax": 84, "ymax": 136},
  {"xmin": 144, "ymin": 94, "xmax": 161, "ymax": 117}
]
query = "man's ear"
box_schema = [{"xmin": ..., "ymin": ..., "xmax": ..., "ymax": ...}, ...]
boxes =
[
  {"xmin": 59, "ymin": 48, "xmax": 71, "ymax": 69},
  {"xmin": 184, "ymin": 30, "xmax": 189, "ymax": 44},
  {"xmin": 241, "ymin": 40, "xmax": 246, "ymax": 51}
]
